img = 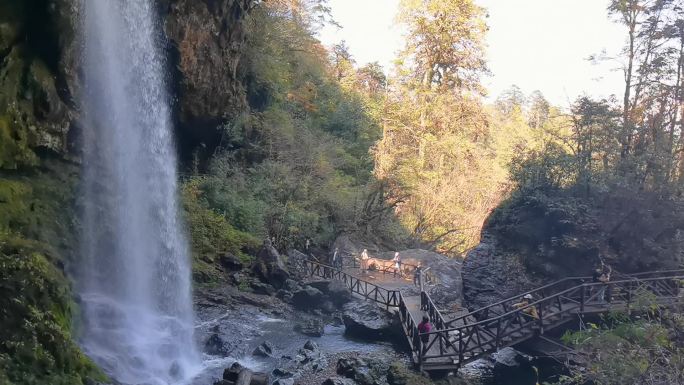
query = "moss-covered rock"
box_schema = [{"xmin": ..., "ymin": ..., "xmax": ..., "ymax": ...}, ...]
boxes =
[{"xmin": 0, "ymin": 237, "xmax": 106, "ymax": 385}]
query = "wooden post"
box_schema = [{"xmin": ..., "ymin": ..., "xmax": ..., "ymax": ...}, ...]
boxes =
[{"xmin": 580, "ymin": 285, "xmax": 585, "ymax": 313}]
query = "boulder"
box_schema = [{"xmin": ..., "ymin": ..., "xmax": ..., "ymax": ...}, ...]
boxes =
[
  {"xmin": 336, "ymin": 357, "xmax": 386, "ymax": 385},
  {"xmin": 294, "ymin": 319, "xmax": 324, "ymax": 337},
  {"xmin": 222, "ymin": 362, "xmax": 244, "ymax": 381},
  {"xmin": 252, "ymin": 238, "xmax": 290, "ymax": 289},
  {"xmin": 204, "ymin": 333, "xmax": 231, "ymax": 356},
  {"xmin": 252, "ymin": 341, "xmax": 275, "ymax": 357},
  {"xmin": 250, "ymin": 282, "xmax": 275, "ymax": 296},
  {"xmin": 291, "ymin": 286, "xmax": 325, "ymax": 310},
  {"xmin": 492, "ymin": 348, "xmax": 536, "ymax": 385},
  {"xmin": 303, "ymin": 340, "xmax": 318, "ymax": 351},
  {"xmin": 342, "ymin": 300, "xmax": 401, "ymax": 342},
  {"xmin": 308, "ymin": 280, "xmax": 352, "ymax": 307},
  {"xmin": 220, "ymin": 253, "xmax": 244, "ymax": 271}
]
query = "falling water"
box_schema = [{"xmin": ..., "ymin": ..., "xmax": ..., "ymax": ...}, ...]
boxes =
[{"xmin": 78, "ymin": 1, "xmax": 200, "ymax": 384}]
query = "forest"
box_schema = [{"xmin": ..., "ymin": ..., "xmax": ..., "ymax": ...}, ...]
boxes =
[{"xmin": 1, "ymin": 0, "xmax": 684, "ymax": 384}]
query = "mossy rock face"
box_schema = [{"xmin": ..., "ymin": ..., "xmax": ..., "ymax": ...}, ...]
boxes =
[{"xmin": 0, "ymin": 237, "xmax": 107, "ymax": 385}]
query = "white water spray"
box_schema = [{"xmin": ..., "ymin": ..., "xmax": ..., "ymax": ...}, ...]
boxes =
[{"xmin": 78, "ymin": 1, "xmax": 200, "ymax": 384}]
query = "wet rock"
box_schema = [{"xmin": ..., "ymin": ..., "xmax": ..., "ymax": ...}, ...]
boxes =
[
  {"xmin": 303, "ymin": 340, "xmax": 318, "ymax": 351},
  {"xmin": 222, "ymin": 362, "xmax": 244, "ymax": 381},
  {"xmin": 294, "ymin": 319, "xmax": 324, "ymax": 337},
  {"xmin": 272, "ymin": 379, "xmax": 294, "ymax": 385},
  {"xmin": 291, "ymin": 286, "xmax": 325, "ymax": 310},
  {"xmin": 342, "ymin": 300, "xmax": 401, "ymax": 342},
  {"xmin": 220, "ymin": 253, "xmax": 244, "ymax": 271},
  {"xmin": 252, "ymin": 341, "xmax": 275, "ymax": 357},
  {"xmin": 204, "ymin": 333, "xmax": 231, "ymax": 356},
  {"xmin": 336, "ymin": 357, "xmax": 386, "ymax": 385},
  {"xmin": 272, "ymin": 368, "xmax": 294, "ymax": 377},
  {"xmin": 250, "ymin": 372, "xmax": 268, "ymax": 385},
  {"xmin": 322, "ymin": 378, "xmax": 357, "ymax": 385},
  {"xmin": 276, "ymin": 289, "xmax": 293, "ymax": 302},
  {"xmin": 492, "ymin": 347, "xmax": 536, "ymax": 385},
  {"xmin": 250, "ymin": 282, "xmax": 275, "ymax": 296}
]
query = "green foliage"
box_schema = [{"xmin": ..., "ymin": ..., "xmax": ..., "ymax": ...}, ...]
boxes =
[
  {"xmin": 181, "ymin": 179, "xmax": 259, "ymax": 283},
  {"xmin": 559, "ymin": 317, "xmax": 682, "ymax": 385},
  {"xmin": 0, "ymin": 237, "xmax": 105, "ymax": 385},
  {"xmin": 193, "ymin": 1, "xmax": 392, "ymax": 252}
]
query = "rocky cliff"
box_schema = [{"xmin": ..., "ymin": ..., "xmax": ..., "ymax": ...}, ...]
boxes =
[{"xmin": 462, "ymin": 190, "xmax": 684, "ymax": 310}]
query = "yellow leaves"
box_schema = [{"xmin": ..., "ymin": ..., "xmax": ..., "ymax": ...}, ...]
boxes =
[{"xmin": 284, "ymin": 81, "xmax": 320, "ymax": 112}]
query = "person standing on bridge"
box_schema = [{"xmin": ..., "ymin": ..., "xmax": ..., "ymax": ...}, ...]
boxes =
[
  {"xmin": 597, "ymin": 263, "xmax": 612, "ymax": 303},
  {"xmin": 418, "ymin": 316, "xmax": 432, "ymax": 356},
  {"xmin": 414, "ymin": 264, "xmax": 422, "ymax": 287},
  {"xmin": 332, "ymin": 247, "xmax": 341, "ymax": 269},
  {"xmin": 360, "ymin": 249, "xmax": 369, "ymax": 275},
  {"xmin": 393, "ymin": 252, "xmax": 402, "ymax": 277}
]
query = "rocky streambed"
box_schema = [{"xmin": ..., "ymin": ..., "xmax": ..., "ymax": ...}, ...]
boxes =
[{"xmin": 187, "ymin": 239, "xmax": 565, "ymax": 385}]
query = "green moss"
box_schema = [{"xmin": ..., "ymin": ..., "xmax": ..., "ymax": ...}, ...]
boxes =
[
  {"xmin": 0, "ymin": 179, "xmax": 30, "ymax": 231},
  {"xmin": 0, "ymin": 237, "xmax": 106, "ymax": 385}
]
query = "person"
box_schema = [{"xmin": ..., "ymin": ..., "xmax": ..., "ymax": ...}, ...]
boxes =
[
  {"xmin": 512, "ymin": 294, "xmax": 539, "ymax": 319},
  {"xmin": 414, "ymin": 264, "xmax": 422, "ymax": 287},
  {"xmin": 597, "ymin": 263, "xmax": 612, "ymax": 303},
  {"xmin": 305, "ymin": 238, "xmax": 310, "ymax": 251},
  {"xmin": 393, "ymin": 252, "xmax": 402, "ymax": 277},
  {"xmin": 417, "ymin": 315, "xmax": 432, "ymax": 356},
  {"xmin": 360, "ymin": 249, "xmax": 369, "ymax": 274},
  {"xmin": 331, "ymin": 247, "xmax": 340, "ymax": 269}
]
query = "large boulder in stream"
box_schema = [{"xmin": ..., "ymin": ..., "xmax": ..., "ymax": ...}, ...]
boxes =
[
  {"xmin": 342, "ymin": 300, "xmax": 401, "ymax": 342},
  {"xmin": 252, "ymin": 238, "xmax": 289, "ymax": 289}
]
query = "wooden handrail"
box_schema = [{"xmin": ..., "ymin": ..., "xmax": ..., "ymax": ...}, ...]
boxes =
[{"xmin": 303, "ymin": 254, "xmax": 683, "ymax": 370}]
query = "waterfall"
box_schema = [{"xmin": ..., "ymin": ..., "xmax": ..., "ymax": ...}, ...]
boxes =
[{"xmin": 78, "ymin": 1, "xmax": 200, "ymax": 384}]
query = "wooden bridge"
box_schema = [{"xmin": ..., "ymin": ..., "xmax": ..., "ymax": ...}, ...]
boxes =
[{"xmin": 303, "ymin": 259, "xmax": 684, "ymax": 373}]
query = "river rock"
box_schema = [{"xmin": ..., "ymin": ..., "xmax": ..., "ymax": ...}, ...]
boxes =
[
  {"xmin": 250, "ymin": 281, "xmax": 275, "ymax": 296},
  {"xmin": 303, "ymin": 340, "xmax": 318, "ymax": 351},
  {"xmin": 492, "ymin": 347, "xmax": 536, "ymax": 385},
  {"xmin": 271, "ymin": 379, "xmax": 294, "ymax": 385},
  {"xmin": 322, "ymin": 378, "xmax": 357, "ymax": 385},
  {"xmin": 222, "ymin": 362, "xmax": 244, "ymax": 381},
  {"xmin": 336, "ymin": 357, "xmax": 386, "ymax": 385},
  {"xmin": 294, "ymin": 319, "xmax": 324, "ymax": 337},
  {"xmin": 291, "ymin": 286, "xmax": 325, "ymax": 310},
  {"xmin": 204, "ymin": 333, "xmax": 231, "ymax": 356},
  {"xmin": 252, "ymin": 341, "xmax": 275, "ymax": 357},
  {"xmin": 342, "ymin": 300, "xmax": 400, "ymax": 342}
]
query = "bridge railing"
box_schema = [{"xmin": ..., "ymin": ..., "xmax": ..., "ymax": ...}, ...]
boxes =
[
  {"xmin": 303, "ymin": 260, "xmax": 400, "ymax": 308},
  {"xmin": 444, "ymin": 276, "xmax": 591, "ymax": 329},
  {"xmin": 419, "ymin": 274, "xmax": 683, "ymax": 367}
]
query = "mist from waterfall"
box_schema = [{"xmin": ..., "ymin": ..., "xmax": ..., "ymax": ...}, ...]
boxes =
[{"xmin": 78, "ymin": 1, "xmax": 200, "ymax": 384}]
